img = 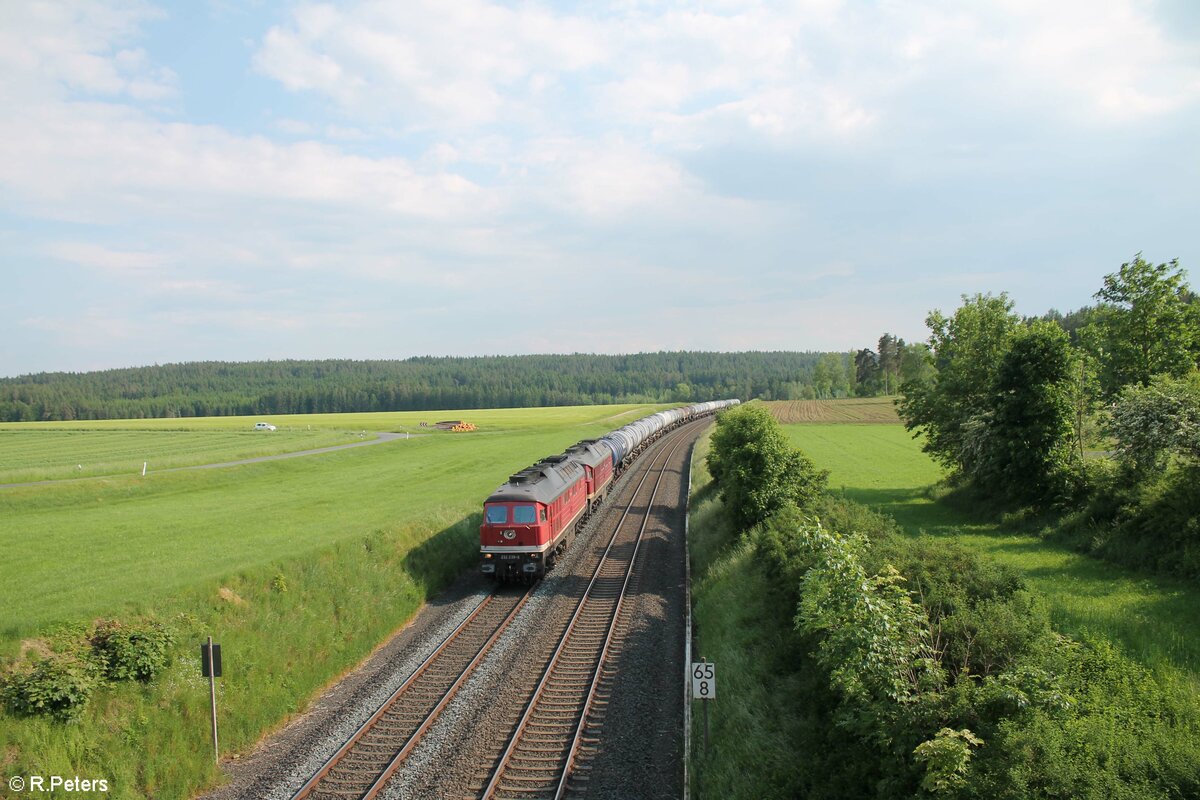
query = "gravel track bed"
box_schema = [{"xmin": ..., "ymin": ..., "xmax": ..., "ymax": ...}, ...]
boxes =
[
  {"xmin": 202, "ymin": 420, "xmax": 704, "ymax": 800},
  {"xmin": 581, "ymin": 436, "xmax": 692, "ymax": 799}
]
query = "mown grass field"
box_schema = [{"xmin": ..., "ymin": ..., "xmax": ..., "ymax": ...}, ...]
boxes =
[
  {"xmin": 0, "ymin": 403, "xmax": 665, "ymax": 799},
  {"xmin": 782, "ymin": 422, "xmax": 1200, "ymax": 700},
  {"xmin": 0, "ymin": 428, "xmax": 358, "ymax": 483},
  {"xmin": 0, "ymin": 405, "xmax": 646, "ymax": 483},
  {"xmin": 0, "ymin": 403, "xmax": 662, "ymax": 640}
]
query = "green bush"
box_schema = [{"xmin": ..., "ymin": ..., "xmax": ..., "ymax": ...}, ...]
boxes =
[
  {"xmin": 707, "ymin": 404, "xmax": 827, "ymax": 530},
  {"xmin": 1, "ymin": 653, "xmax": 100, "ymax": 722},
  {"xmin": 1063, "ymin": 462, "xmax": 1200, "ymax": 579},
  {"xmin": 750, "ymin": 499, "xmax": 1200, "ymax": 799},
  {"xmin": 90, "ymin": 619, "xmax": 175, "ymax": 682}
]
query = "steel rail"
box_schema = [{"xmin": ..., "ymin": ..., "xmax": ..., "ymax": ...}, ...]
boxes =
[
  {"xmin": 553, "ymin": 426, "xmax": 693, "ymax": 798},
  {"xmin": 480, "ymin": 420, "xmax": 696, "ymax": 799},
  {"xmin": 292, "ymin": 586, "xmax": 532, "ymax": 800}
]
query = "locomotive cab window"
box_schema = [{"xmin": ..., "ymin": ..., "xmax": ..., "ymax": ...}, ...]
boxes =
[
  {"xmin": 513, "ymin": 505, "xmax": 537, "ymax": 524},
  {"xmin": 540, "ymin": 509, "xmax": 547, "ymax": 522},
  {"xmin": 485, "ymin": 505, "xmax": 508, "ymax": 524}
]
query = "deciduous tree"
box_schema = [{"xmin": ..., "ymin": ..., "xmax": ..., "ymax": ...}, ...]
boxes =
[
  {"xmin": 1088, "ymin": 254, "xmax": 1200, "ymax": 396},
  {"xmin": 1107, "ymin": 373, "xmax": 1200, "ymax": 474},
  {"xmin": 898, "ymin": 294, "xmax": 1020, "ymax": 470},
  {"xmin": 706, "ymin": 404, "xmax": 827, "ymax": 530},
  {"xmin": 981, "ymin": 321, "xmax": 1077, "ymax": 503}
]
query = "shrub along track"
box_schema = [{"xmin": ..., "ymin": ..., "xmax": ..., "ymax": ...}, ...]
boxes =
[{"xmin": 203, "ymin": 417, "xmax": 705, "ymax": 800}]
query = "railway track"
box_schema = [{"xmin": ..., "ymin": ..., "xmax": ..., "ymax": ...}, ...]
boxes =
[
  {"xmin": 291, "ymin": 418, "xmax": 699, "ymax": 800},
  {"xmin": 477, "ymin": 423, "xmax": 693, "ymax": 800},
  {"xmin": 292, "ymin": 587, "xmax": 531, "ymax": 800}
]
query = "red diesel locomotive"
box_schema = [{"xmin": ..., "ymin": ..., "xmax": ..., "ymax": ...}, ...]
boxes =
[
  {"xmin": 480, "ymin": 401, "xmax": 739, "ymax": 582},
  {"xmin": 563, "ymin": 438, "xmax": 615, "ymax": 510},
  {"xmin": 480, "ymin": 454, "xmax": 588, "ymax": 581},
  {"xmin": 479, "ymin": 439, "xmax": 616, "ymax": 582}
]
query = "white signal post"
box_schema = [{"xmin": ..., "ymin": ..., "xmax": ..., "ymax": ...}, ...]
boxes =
[{"xmin": 691, "ymin": 659, "xmax": 715, "ymax": 755}]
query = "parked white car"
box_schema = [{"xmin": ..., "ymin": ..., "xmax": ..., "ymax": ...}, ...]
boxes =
[{"xmin": 254, "ymin": 422, "xmax": 276, "ymax": 431}]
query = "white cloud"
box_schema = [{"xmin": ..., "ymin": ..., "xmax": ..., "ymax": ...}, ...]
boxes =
[
  {"xmin": 247, "ymin": 0, "xmax": 1200, "ymax": 170},
  {"xmin": 988, "ymin": 1, "xmax": 1200, "ymax": 118},
  {"xmin": 0, "ymin": 1, "xmax": 176, "ymax": 101},
  {"xmin": 21, "ymin": 308, "xmax": 143, "ymax": 349},
  {"xmin": 0, "ymin": 99, "xmax": 491, "ymax": 224},
  {"xmin": 43, "ymin": 242, "xmax": 167, "ymax": 275},
  {"xmin": 254, "ymin": 1, "xmax": 608, "ymax": 128}
]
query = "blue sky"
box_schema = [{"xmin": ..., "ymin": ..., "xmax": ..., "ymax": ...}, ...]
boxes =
[{"xmin": 2, "ymin": 1, "xmax": 1198, "ymax": 377}]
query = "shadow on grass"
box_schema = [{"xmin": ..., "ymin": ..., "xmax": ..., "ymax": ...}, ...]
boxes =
[
  {"xmin": 837, "ymin": 486, "xmax": 969, "ymax": 533},
  {"xmin": 690, "ymin": 479, "xmax": 719, "ymax": 506},
  {"xmin": 401, "ymin": 513, "xmax": 483, "ymax": 596}
]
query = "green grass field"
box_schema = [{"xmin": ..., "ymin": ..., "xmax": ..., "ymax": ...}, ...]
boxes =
[
  {"xmin": 783, "ymin": 423, "xmax": 1200, "ymax": 700},
  {"xmin": 0, "ymin": 429, "xmax": 359, "ymax": 483},
  {"xmin": 0, "ymin": 404, "xmax": 663, "ymax": 639},
  {"xmin": 0, "ymin": 405, "xmax": 650, "ymax": 483}
]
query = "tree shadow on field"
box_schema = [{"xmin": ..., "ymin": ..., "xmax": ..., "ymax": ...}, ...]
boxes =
[
  {"xmin": 401, "ymin": 513, "xmax": 483, "ymax": 598},
  {"xmin": 834, "ymin": 486, "xmax": 968, "ymax": 535}
]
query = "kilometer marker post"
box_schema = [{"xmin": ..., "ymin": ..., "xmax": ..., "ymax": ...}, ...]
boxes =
[{"xmin": 691, "ymin": 658, "xmax": 716, "ymax": 755}]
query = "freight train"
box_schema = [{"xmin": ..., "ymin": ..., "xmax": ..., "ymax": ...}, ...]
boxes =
[{"xmin": 480, "ymin": 400, "xmax": 740, "ymax": 582}]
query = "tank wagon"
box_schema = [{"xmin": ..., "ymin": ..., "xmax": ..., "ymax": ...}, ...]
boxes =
[{"xmin": 480, "ymin": 399, "xmax": 740, "ymax": 582}]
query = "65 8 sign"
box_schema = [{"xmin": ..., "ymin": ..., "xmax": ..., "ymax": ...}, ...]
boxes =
[{"xmin": 691, "ymin": 661, "xmax": 716, "ymax": 699}]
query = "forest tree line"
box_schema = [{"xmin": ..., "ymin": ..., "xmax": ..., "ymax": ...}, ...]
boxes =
[{"xmin": 1, "ymin": 351, "xmax": 847, "ymax": 422}]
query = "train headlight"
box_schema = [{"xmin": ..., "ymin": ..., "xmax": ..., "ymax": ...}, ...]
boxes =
[{"xmin": 483, "ymin": 553, "xmax": 493, "ymax": 559}]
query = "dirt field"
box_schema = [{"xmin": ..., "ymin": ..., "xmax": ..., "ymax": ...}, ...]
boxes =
[{"xmin": 763, "ymin": 397, "xmax": 901, "ymax": 424}]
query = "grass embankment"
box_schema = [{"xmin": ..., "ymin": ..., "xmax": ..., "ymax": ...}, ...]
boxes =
[
  {"xmin": 688, "ymin": 433, "xmax": 808, "ymax": 799},
  {"xmin": 782, "ymin": 423, "xmax": 1200, "ymax": 699},
  {"xmin": 0, "ymin": 403, "xmax": 663, "ymax": 799}
]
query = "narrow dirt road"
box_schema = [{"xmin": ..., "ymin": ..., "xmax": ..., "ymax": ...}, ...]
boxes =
[{"xmin": 0, "ymin": 431, "xmax": 418, "ymax": 490}]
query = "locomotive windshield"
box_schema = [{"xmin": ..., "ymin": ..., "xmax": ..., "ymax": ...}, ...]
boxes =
[
  {"xmin": 485, "ymin": 505, "xmax": 508, "ymax": 524},
  {"xmin": 513, "ymin": 505, "xmax": 537, "ymax": 524}
]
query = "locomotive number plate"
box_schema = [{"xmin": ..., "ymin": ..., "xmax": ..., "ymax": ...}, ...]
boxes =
[{"xmin": 499, "ymin": 554, "xmax": 521, "ymax": 560}]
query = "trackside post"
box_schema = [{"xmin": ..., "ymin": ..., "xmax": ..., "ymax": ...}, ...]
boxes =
[
  {"xmin": 691, "ymin": 658, "xmax": 716, "ymax": 755},
  {"xmin": 201, "ymin": 637, "xmax": 222, "ymax": 764}
]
